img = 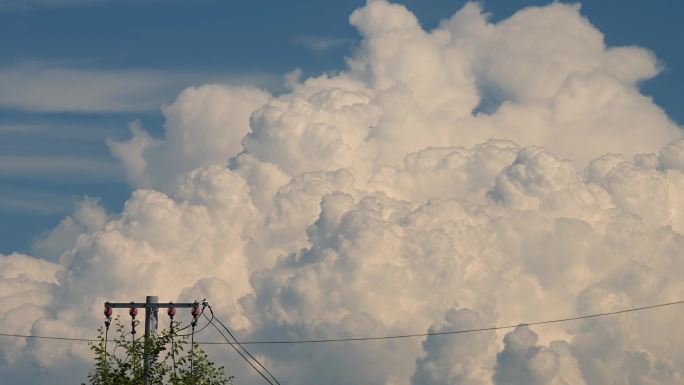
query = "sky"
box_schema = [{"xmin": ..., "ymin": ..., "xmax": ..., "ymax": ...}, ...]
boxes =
[
  {"xmin": 2, "ymin": 1, "xmax": 684, "ymax": 384},
  {"xmin": 1, "ymin": 0, "xmax": 683, "ymax": 253}
]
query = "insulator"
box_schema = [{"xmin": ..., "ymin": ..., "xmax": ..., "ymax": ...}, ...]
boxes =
[
  {"xmin": 129, "ymin": 307, "xmax": 138, "ymax": 318},
  {"xmin": 191, "ymin": 304, "xmax": 201, "ymax": 318},
  {"xmin": 168, "ymin": 307, "xmax": 176, "ymax": 318},
  {"xmin": 104, "ymin": 307, "xmax": 113, "ymax": 317}
]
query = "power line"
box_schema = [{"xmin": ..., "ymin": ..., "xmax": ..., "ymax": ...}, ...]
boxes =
[
  {"xmin": 226, "ymin": 299, "xmax": 684, "ymax": 345},
  {"xmin": 0, "ymin": 333, "xmax": 97, "ymax": 342},
  {"xmin": 1, "ymin": 299, "xmax": 683, "ymax": 345},
  {"xmin": 207, "ymin": 317, "xmax": 275, "ymax": 385},
  {"xmin": 176, "ymin": 310, "xmax": 213, "ymax": 338},
  {"xmin": 207, "ymin": 305, "xmax": 282, "ymax": 385}
]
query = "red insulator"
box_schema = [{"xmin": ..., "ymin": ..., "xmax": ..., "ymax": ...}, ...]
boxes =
[
  {"xmin": 191, "ymin": 304, "xmax": 201, "ymax": 318},
  {"xmin": 129, "ymin": 307, "xmax": 138, "ymax": 318},
  {"xmin": 104, "ymin": 307, "xmax": 113, "ymax": 317},
  {"xmin": 167, "ymin": 307, "xmax": 176, "ymax": 318}
]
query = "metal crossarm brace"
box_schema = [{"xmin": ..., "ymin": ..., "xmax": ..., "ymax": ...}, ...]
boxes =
[
  {"xmin": 105, "ymin": 302, "xmax": 199, "ymax": 308},
  {"xmin": 104, "ymin": 296, "xmax": 201, "ymax": 385}
]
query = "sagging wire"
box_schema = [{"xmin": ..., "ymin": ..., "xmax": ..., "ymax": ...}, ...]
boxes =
[
  {"xmin": 167, "ymin": 305, "xmax": 178, "ymax": 381},
  {"xmin": 129, "ymin": 306, "xmax": 139, "ymax": 343},
  {"xmin": 174, "ymin": 305, "xmax": 206, "ymax": 334},
  {"xmin": 103, "ymin": 306, "xmax": 113, "ymax": 372},
  {"xmin": 129, "ymin": 305, "xmax": 140, "ymax": 372},
  {"xmin": 190, "ymin": 301, "xmax": 202, "ymax": 376},
  {"xmin": 6, "ymin": 298, "xmax": 684, "ymax": 346},
  {"xmin": 205, "ymin": 303, "xmax": 281, "ymax": 385},
  {"xmin": 205, "ymin": 314, "xmax": 274, "ymax": 385},
  {"xmin": 170, "ymin": 301, "xmax": 212, "ymax": 380},
  {"xmin": 176, "ymin": 309, "xmax": 213, "ymax": 338}
]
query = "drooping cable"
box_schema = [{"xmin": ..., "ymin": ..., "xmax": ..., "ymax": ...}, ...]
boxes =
[
  {"xmin": 207, "ymin": 298, "xmax": 684, "ymax": 345},
  {"xmin": 129, "ymin": 306, "xmax": 138, "ymax": 343},
  {"xmin": 174, "ymin": 305, "xmax": 207, "ymax": 334},
  {"xmin": 2, "ymin": 298, "xmax": 684, "ymax": 345},
  {"xmin": 168, "ymin": 307, "xmax": 178, "ymax": 381},
  {"xmin": 176, "ymin": 309, "xmax": 213, "ymax": 338},
  {"xmin": 207, "ymin": 304, "xmax": 281, "ymax": 385},
  {"xmin": 190, "ymin": 302, "xmax": 201, "ymax": 377},
  {"xmin": 104, "ymin": 326, "xmax": 109, "ymax": 356},
  {"xmin": 129, "ymin": 306, "xmax": 140, "ymax": 373},
  {"xmin": 103, "ymin": 306, "xmax": 112, "ymax": 378},
  {"xmin": 206, "ymin": 314, "xmax": 274, "ymax": 385}
]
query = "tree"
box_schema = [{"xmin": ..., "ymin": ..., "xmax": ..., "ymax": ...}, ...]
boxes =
[{"xmin": 83, "ymin": 318, "xmax": 232, "ymax": 385}]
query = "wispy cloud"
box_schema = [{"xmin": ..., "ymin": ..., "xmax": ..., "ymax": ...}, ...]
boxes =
[
  {"xmin": 292, "ymin": 35, "xmax": 351, "ymax": 52},
  {"xmin": 0, "ymin": 187, "xmax": 74, "ymax": 215},
  {"xmin": 0, "ymin": 63, "xmax": 280, "ymax": 113},
  {"xmin": 0, "ymin": 122, "xmax": 120, "ymax": 140},
  {"xmin": 0, "ymin": 0, "xmax": 117, "ymax": 11},
  {"xmin": 0, "ymin": 154, "xmax": 123, "ymax": 181}
]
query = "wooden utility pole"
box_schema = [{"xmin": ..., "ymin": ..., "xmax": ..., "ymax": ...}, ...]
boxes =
[{"xmin": 105, "ymin": 296, "xmax": 200, "ymax": 385}]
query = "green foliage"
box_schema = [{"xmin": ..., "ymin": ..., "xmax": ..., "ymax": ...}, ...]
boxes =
[{"xmin": 83, "ymin": 318, "xmax": 233, "ymax": 385}]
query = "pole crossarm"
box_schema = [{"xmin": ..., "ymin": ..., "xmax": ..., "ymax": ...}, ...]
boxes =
[
  {"xmin": 104, "ymin": 296, "xmax": 203, "ymax": 385},
  {"xmin": 105, "ymin": 302, "xmax": 199, "ymax": 309}
]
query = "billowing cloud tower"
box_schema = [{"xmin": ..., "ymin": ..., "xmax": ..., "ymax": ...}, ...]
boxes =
[{"xmin": 2, "ymin": 1, "xmax": 684, "ymax": 384}]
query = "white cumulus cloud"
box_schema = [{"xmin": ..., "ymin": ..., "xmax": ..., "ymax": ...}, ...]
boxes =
[{"xmin": 2, "ymin": 1, "xmax": 684, "ymax": 385}]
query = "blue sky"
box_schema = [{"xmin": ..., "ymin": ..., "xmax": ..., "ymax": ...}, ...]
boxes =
[
  {"xmin": 1, "ymin": 0, "xmax": 682, "ymax": 254},
  {"xmin": 3, "ymin": 2, "xmax": 684, "ymax": 384}
]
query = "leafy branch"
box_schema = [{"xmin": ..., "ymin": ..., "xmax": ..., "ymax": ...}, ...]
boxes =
[{"xmin": 83, "ymin": 317, "xmax": 232, "ymax": 385}]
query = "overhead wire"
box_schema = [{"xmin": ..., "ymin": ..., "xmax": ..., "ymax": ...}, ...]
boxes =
[
  {"xmin": 0, "ymin": 333, "xmax": 97, "ymax": 342},
  {"xmin": 206, "ymin": 313, "xmax": 275, "ymax": 385},
  {"xmin": 176, "ymin": 310, "xmax": 213, "ymax": 338},
  {"xmin": 188, "ymin": 302, "xmax": 204, "ymax": 376},
  {"xmin": 103, "ymin": 307, "xmax": 112, "ymax": 360},
  {"xmin": 1, "ymin": 298, "xmax": 682, "ymax": 345},
  {"xmin": 175, "ymin": 305, "xmax": 206, "ymax": 334},
  {"xmin": 0, "ymin": 313, "xmax": 212, "ymax": 344},
  {"xmin": 206, "ymin": 304, "xmax": 282, "ymax": 385},
  {"xmin": 221, "ymin": 298, "xmax": 684, "ymax": 345},
  {"xmin": 169, "ymin": 318, "xmax": 178, "ymax": 381}
]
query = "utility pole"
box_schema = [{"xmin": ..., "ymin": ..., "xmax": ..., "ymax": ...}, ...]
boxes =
[
  {"xmin": 105, "ymin": 296, "xmax": 201, "ymax": 385},
  {"xmin": 143, "ymin": 295, "xmax": 158, "ymax": 381}
]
